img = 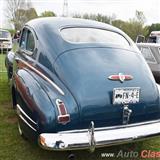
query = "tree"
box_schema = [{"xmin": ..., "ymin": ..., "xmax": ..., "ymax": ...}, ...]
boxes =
[
  {"xmin": 135, "ymin": 10, "xmax": 146, "ymax": 25},
  {"xmin": 146, "ymin": 23, "xmax": 160, "ymax": 37},
  {"xmin": 6, "ymin": 0, "xmax": 24, "ymax": 29},
  {"xmin": 72, "ymin": 14, "xmax": 81, "ymax": 18},
  {"xmin": 126, "ymin": 11, "xmax": 148, "ymax": 41},
  {"xmin": 26, "ymin": 8, "xmax": 38, "ymax": 21},
  {"xmin": 14, "ymin": 8, "xmax": 37, "ymax": 30},
  {"xmin": 6, "ymin": 0, "xmax": 38, "ymax": 30},
  {"xmin": 40, "ymin": 11, "xmax": 56, "ymax": 17},
  {"xmin": 73, "ymin": 13, "xmax": 114, "ymax": 24},
  {"xmin": 112, "ymin": 20, "xmax": 126, "ymax": 30},
  {"xmin": 112, "ymin": 11, "xmax": 149, "ymax": 41}
]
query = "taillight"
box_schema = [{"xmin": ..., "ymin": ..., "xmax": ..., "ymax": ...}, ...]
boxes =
[{"xmin": 56, "ymin": 99, "xmax": 70, "ymax": 125}]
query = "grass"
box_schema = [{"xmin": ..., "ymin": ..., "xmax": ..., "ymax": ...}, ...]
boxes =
[
  {"xmin": 0, "ymin": 54, "xmax": 160, "ymax": 160},
  {"xmin": 0, "ymin": 53, "xmax": 7, "ymax": 72},
  {"xmin": 0, "ymin": 54, "xmax": 10, "ymax": 102}
]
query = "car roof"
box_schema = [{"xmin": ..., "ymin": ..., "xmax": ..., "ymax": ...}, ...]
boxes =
[
  {"xmin": 26, "ymin": 17, "xmax": 122, "ymax": 33},
  {"xmin": 25, "ymin": 17, "xmax": 137, "ymax": 61}
]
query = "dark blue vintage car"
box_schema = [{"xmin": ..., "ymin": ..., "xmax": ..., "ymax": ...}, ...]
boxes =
[{"xmin": 5, "ymin": 17, "xmax": 160, "ymax": 152}]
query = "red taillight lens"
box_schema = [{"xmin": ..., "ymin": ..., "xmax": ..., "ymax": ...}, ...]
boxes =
[
  {"xmin": 58, "ymin": 114, "xmax": 70, "ymax": 124},
  {"xmin": 56, "ymin": 99, "xmax": 70, "ymax": 125},
  {"xmin": 58, "ymin": 103, "xmax": 67, "ymax": 115}
]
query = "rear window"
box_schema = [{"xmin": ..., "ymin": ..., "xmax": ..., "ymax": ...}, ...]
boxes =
[
  {"xmin": 61, "ymin": 27, "xmax": 129, "ymax": 46},
  {"xmin": 0, "ymin": 30, "xmax": 10, "ymax": 39}
]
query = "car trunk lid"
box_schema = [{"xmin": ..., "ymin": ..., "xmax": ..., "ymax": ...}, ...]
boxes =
[{"xmin": 54, "ymin": 47, "xmax": 160, "ymax": 129}]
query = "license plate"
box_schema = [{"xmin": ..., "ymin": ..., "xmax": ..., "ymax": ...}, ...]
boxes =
[{"xmin": 113, "ymin": 87, "xmax": 140, "ymax": 105}]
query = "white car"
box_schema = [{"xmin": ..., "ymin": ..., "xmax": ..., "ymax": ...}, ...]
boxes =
[{"xmin": 0, "ymin": 29, "xmax": 12, "ymax": 52}]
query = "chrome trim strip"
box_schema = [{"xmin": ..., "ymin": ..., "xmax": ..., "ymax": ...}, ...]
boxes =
[
  {"xmin": 18, "ymin": 59, "xmax": 65, "ymax": 96},
  {"xmin": 59, "ymin": 119, "xmax": 160, "ymax": 133},
  {"xmin": 16, "ymin": 104, "xmax": 37, "ymax": 125},
  {"xmin": 108, "ymin": 73, "xmax": 133, "ymax": 83},
  {"xmin": 18, "ymin": 114, "xmax": 37, "ymax": 132},
  {"xmin": 157, "ymin": 84, "xmax": 160, "ymax": 93}
]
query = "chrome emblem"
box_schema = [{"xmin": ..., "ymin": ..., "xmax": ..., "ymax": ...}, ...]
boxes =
[
  {"xmin": 123, "ymin": 105, "xmax": 132, "ymax": 125},
  {"xmin": 108, "ymin": 73, "xmax": 133, "ymax": 83}
]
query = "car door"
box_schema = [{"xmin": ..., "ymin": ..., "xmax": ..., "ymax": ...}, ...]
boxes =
[{"xmin": 14, "ymin": 27, "xmax": 37, "ymax": 105}]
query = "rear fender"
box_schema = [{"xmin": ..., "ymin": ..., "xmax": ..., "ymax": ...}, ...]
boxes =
[
  {"xmin": 13, "ymin": 69, "xmax": 57, "ymax": 133},
  {"xmin": 30, "ymin": 70, "xmax": 80, "ymax": 132}
]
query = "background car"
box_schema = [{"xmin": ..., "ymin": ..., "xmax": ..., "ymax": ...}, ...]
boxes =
[
  {"xmin": 0, "ymin": 29, "xmax": 12, "ymax": 52},
  {"xmin": 5, "ymin": 17, "xmax": 160, "ymax": 152},
  {"xmin": 137, "ymin": 43, "xmax": 160, "ymax": 83},
  {"xmin": 136, "ymin": 31, "xmax": 160, "ymax": 44},
  {"xmin": 148, "ymin": 31, "xmax": 160, "ymax": 43}
]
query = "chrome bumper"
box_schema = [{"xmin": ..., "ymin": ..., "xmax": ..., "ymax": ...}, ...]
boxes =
[{"xmin": 39, "ymin": 120, "xmax": 160, "ymax": 152}]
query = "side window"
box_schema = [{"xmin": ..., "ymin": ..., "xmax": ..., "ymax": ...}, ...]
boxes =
[
  {"xmin": 20, "ymin": 29, "xmax": 27, "ymax": 49},
  {"xmin": 141, "ymin": 47, "xmax": 157, "ymax": 64},
  {"xmin": 26, "ymin": 30, "xmax": 35, "ymax": 52}
]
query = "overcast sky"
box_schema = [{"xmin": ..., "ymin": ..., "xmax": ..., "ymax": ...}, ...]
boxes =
[{"xmin": 0, "ymin": 0, "xmax": 160, "ymax": 28}]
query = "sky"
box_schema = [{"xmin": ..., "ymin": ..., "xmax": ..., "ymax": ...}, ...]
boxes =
[{"xmin": 0, "ymin": 0, "xmax": 160, "ymax": 29}]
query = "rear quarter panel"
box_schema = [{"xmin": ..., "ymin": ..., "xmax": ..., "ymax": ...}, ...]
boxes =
[{"xmin": 13, "ymin": 68, "xmax": 57, "ymax": 133}]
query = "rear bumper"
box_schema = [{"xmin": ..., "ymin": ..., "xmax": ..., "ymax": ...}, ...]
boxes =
[{"xmin": 39, "ymin": 119, "xmax": 160, "ymax": 152}]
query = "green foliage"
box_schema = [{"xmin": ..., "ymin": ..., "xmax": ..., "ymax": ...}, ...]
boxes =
[
  {"xmin": 73, "ymin": 13, "xmax": 113, "ymax": 24},
  {"xmin": 6, "ymin": 0, "xmax": 38, "ymax": 30},
  {"xmin": 14, "ymin": 8, "xmax": 38, "ymax": 30},
  {"xmin": 149, "ymin": 23, "xmax": 160, "ymax": 32},
  {"xmin": 119, "ymin": 19, "xmax": 148, "ymax": 41},
  {"xmin": 146, "ymin": 23, "xmax": 160, "ymax": 37},
  {"xmin": 0, "ymin": 55, "xmax": 10, "ymax": 103},
  {"xmin": 7, "ymin": 29, "xmax": 16, "ymax": 36},
  {"xmin": 40, "ymin": 11, "xmax": 56, "ymax": 17},
  {"xmin": 112, "ymin": 20, "xmax": 126, "ymax": 30},
  {"xmin": 0, "ymin": 29, "xmax": 16, "ymax": 37},
  {"xmin": 26, "ymin": 8, "xmax": 38, "ymax": 21},
  {"xmin": 73, "ymin": 13, "xmax": 81, "ymax": 18},
  {"xmin": 112, "ymin": 11, "xmax": 149, "ymax": 41}
]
